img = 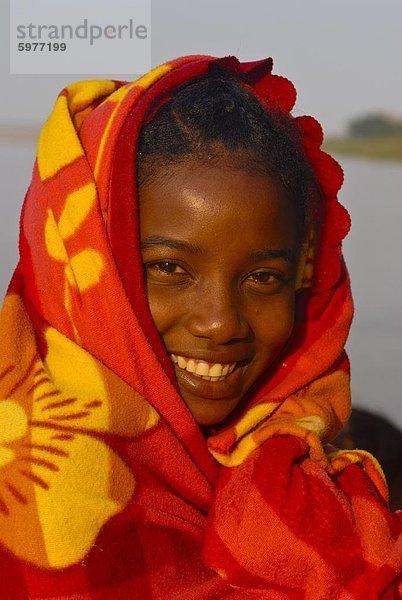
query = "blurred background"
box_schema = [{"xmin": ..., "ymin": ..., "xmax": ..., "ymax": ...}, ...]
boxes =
[{"xmin": 1, "ymin": 0, "xmax": 401, "ymax": 502}]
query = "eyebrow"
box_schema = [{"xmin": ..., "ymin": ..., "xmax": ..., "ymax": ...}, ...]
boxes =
[
  {"xmin": 141, "ymin": 236, "xmax": 296, "ymax": 264},
  {"xmin": 140, "ymin": 236, "xmax": 205, "ymax": 255},
  {"xmin": 251, "ymin": 248, "xmax": 297, "ymax": 264}
]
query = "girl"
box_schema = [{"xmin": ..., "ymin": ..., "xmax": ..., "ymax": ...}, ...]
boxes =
[{"xmin": 0, "ymin": 54, "xmax": 401, "ymax": 599}]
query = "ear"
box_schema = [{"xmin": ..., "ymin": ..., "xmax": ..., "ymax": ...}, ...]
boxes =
[{"xmin": 295, "ymin": 224, "xmax": 315, "ymax": 290}]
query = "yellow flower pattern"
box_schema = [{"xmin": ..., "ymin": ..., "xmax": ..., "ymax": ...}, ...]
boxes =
[
  {"xmin": 0, "ymin": 294, "xmax": 159, "ymax": 569},
  {"xmin": 44, "ymin": 182, "xmax": 105, "ymax": 342}
]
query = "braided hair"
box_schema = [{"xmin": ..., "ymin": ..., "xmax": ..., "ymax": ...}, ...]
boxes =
[{"xmin": 137, "ymin": 63, "xmax": 323, "ymax": 239}]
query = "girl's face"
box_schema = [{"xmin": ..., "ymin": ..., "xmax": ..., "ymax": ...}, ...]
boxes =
[{"xmin": 139, "ymin": 159, "xmax": 302, "ymax": 427}]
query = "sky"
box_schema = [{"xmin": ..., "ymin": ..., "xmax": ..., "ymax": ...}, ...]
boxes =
[{"xmin": 1, "ymin": 0, "xmax": 402, "ymax": 135}]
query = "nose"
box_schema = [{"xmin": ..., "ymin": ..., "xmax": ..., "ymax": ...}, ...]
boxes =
[{"xmin": 185, "ymin": 280, "xmax": 250, "ymax": 344}]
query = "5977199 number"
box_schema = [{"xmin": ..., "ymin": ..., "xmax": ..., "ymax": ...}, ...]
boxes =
[{"xmin": 18, "ymin": 43, "xmax": 67, "ymax": 51}]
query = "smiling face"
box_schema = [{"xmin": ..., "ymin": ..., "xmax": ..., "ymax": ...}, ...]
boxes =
[{"xmin": 139, "ymin": 158, "xmax": 302, "ymax": 427}]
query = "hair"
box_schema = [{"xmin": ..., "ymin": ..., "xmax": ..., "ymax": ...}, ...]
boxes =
[{"xmin": 137, "ymin": 63, "xmax": 323, "ymax": 239}]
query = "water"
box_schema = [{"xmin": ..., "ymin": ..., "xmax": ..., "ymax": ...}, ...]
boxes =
[
  {"xmin": 0, "ymin": 143, "xmax": 401, "ymax": 428},
  {"xmin": 0, "ymin": 141, "xmax": 36, "ymax": 288},
  {"xmin": 338, "ymin": 158, "xmax": 402, "ymax": 428}
]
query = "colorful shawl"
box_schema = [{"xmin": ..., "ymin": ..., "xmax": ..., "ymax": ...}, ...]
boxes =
[{"xmin": 0, "ymin": 54, "xmax": 401, "ymax": 599}]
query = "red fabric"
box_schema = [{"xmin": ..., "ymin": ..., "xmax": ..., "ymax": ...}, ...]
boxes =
[{"xmin": 0, "ymin": 54, "xmax": 401, "ymax": 599}]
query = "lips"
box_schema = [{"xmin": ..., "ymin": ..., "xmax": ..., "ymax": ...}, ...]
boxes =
[{"xmin": 169, "ymin": 352, "xmax": 252, "ymax": 401}]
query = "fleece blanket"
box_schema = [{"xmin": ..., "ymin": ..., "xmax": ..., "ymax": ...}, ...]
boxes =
[{"xmin": 0, "ymin": 54, "xmax": 401, "ymax": 599}]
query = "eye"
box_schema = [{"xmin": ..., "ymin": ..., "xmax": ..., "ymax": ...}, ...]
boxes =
[
  {"xmin": 145, "ymin": 261, "xmax": 187, "ymax": 277},
  {"xmin": 245, "ymin": 270, "xmax": 286, "ymax": 291},
  {"xmin": 249, "ymin": 272, "xmax": 278, "ymax": 284}
]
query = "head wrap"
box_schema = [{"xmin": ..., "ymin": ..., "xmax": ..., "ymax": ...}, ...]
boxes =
[{"xmin": 0, "ymin": 54, "xmax": 401, "ymax": 598}]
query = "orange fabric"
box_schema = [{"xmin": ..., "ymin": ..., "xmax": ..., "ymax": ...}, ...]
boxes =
[{"xmin": 0, "ymin": 54, "xmax": 401, "ymax": 598}]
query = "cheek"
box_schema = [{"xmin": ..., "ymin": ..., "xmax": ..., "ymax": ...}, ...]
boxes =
[
  {"xmin": 145, "ymin": 288, "xmax": 183, "ymax": 335},
  {"xmin": 252, "ymin": 294, "xmax": 296, "ymax": 351}
]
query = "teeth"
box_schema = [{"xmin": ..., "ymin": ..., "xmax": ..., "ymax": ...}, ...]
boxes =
[
  {"xmin": 177, "ymin": 356, "xmax": 187, "ymax": 369},
  {"xmin": 171, "ymin": 354, "xmax": 238, "ymax": 379},
  {"xmin": 209, "ymin": 363, "xmax": 223, "ymax": 377},
  {"xmin": 187, "ymin": 359, "xmax": 196, "ymax": 373},
  {"xmin": 195, "ymin": 362, "xmax": 210, "ymax": 376}
]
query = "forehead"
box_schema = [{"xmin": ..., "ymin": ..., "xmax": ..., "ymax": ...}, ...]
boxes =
[{"xmin": 139, "ymin": 162, "xmax": 300, "ymax": 254}]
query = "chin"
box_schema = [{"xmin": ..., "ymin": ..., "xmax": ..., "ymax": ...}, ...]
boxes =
[{"xmin": 183, "ymin": 395, "xmax": 241, "ymax": 427}]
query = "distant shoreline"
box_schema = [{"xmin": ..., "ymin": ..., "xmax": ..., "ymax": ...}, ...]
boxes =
[
  {"xmin": 323, "ymin": 133, "xmax": 402, "ymax": 163},
  {"xmin": 1, "ymin": 125, "xmax": 402, "ymax": 165},
  {"xmin": 0, "ymin": 125, "xmax": 39, "ymax": 142}
]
